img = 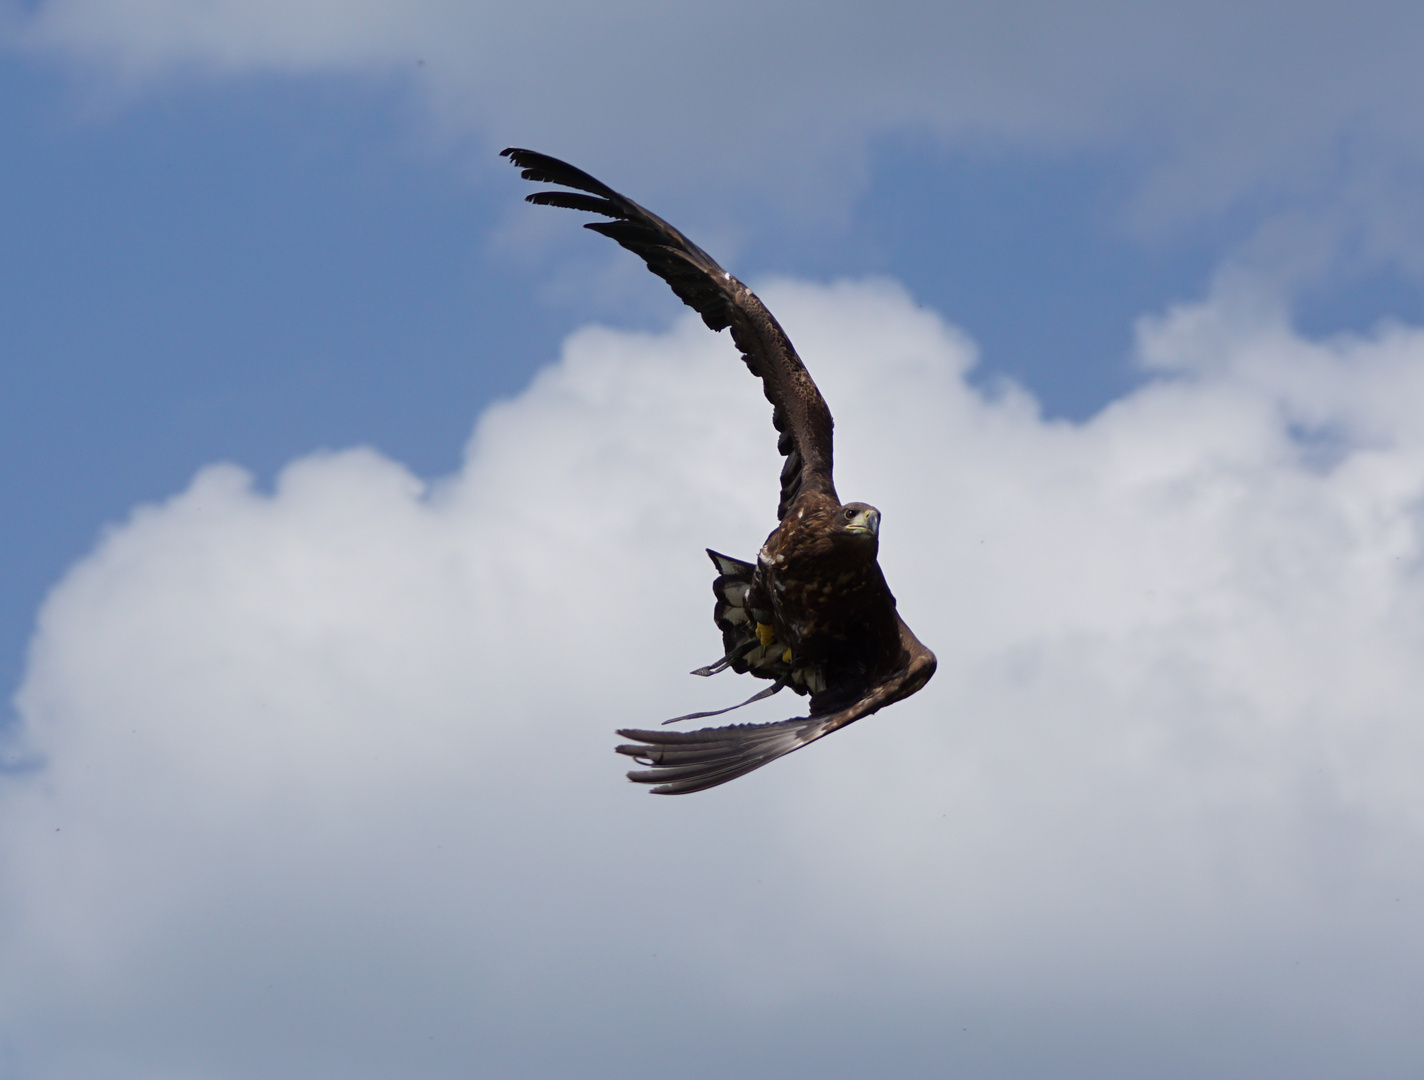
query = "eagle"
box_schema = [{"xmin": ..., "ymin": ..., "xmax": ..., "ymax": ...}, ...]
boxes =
[{"xmin": 504, "ymin": 148, "xmax": 937, "ymax": 794}]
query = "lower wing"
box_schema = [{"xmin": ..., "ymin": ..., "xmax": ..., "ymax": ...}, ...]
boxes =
[{"xmin": 616, "ymin": 618, "xmax": 936, "ymax": 794}]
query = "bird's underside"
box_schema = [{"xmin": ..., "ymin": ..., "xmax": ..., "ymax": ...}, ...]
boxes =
[{"xmin": 504, "ymin": 148, "xmax": 936, "ymax": 794}]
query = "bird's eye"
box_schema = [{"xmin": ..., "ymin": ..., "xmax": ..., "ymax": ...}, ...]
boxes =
[{"xmin": 845, "ymin": 508, "xmax": 857, "ymax": 520}]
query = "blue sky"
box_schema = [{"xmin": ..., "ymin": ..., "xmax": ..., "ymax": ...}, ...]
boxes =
[{"xmin": 5, "ymin": 3, "xmax": 1424, "ymax": 1078}]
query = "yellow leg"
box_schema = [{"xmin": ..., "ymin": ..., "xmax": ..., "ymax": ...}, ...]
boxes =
[{"xmin": 755, "ymin": 622, "xmax": 775, "ymax": 647}]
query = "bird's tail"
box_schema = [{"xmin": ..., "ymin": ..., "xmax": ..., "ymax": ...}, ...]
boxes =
[{"xmin": 695, "ymin": 549, "xmax": 796, "ymax": 684}]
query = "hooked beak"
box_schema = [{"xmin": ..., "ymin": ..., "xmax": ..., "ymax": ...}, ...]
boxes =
[{"xmin": 845, "ymin": 508, "xmax": 880, "ymax": 536}]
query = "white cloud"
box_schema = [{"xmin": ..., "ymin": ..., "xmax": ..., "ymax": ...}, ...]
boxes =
[
  {"xmin": 12, "ymin": 0, "xmax": 1424, "ymax": 278},
  {"xmin": 5, "ymin": 277, "xmax": 1424, "ymax": 1075}
]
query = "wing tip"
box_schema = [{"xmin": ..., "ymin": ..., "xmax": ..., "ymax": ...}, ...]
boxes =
[{"xmin": 612, "ymin": 717, "xmax": 822, "ymax": 794}]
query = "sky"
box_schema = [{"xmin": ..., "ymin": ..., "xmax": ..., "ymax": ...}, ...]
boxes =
[{"xmin": 4, "ymin": 2, "xmax": 1424, "ymax": 1078}]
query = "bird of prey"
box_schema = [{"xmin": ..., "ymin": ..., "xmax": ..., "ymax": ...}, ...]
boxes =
[{"xmin": 504, "ymin": 148, "xmax": 936, "ymax": 794}]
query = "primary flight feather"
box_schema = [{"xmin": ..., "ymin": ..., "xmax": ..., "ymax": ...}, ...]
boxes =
[{"xmin": 503, "ymin": 148, "xmax": 937, "ymax": 794}]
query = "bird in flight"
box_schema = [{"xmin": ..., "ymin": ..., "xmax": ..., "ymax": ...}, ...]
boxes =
[{"xmin": 504, "ymin": 148, "xmax": 936, "ymax": 794}]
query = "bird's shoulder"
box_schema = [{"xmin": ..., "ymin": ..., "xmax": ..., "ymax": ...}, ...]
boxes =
[{"xmin": 760, "ymin": 491, "xmax": 844, "ymax": 558}]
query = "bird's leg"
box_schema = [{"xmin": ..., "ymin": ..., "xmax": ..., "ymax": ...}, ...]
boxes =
[{"xmin": 752, "ymin": 620, "xmax": 794, "ymax": 664}]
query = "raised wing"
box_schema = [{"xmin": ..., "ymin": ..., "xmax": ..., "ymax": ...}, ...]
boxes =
[
  {"xmin": 616, "ymin": 617, "xmax": 937, "ymax": 794},
  {"xmin": 502, "ymin": 148, "xmax": 836, "ymax": 519}
]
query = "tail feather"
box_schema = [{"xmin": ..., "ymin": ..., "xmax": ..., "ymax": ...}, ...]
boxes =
[
  {"xmin": 698, "ymin": 548, "xmax": 823, "ymax": 698},
  {"xmin": 705, "ymin": 548, "xmax": 798, "ymax": 683}
]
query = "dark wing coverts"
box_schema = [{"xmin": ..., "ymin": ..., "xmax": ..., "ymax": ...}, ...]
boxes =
[{"xmin": 502, "ymin": 147, "xmax": 834, "ymax": 520}]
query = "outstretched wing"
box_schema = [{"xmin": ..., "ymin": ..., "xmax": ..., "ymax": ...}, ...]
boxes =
[
  {"xmin": 616, "ymin": 617, "xmax": 937, "ymax": 794},
  {"xmin": 502, "ymin": 148, "xmax": 835, "ymax": 519}
]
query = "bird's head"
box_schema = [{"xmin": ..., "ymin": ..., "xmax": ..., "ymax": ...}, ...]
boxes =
[{"xmin": 838, "ymin": 502, "xmax": 880, "ymax": 541}]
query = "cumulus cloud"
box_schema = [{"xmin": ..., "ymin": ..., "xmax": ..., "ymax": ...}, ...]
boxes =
[
  {"xmin": 4, "ymin": 277, "xmax": 1424, "ymax": 1076},
  {"xmin": 12, "ymin": 0, "xmax": 1424, "ymax": 279}
]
